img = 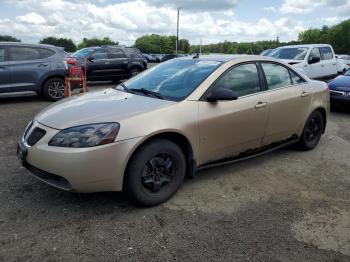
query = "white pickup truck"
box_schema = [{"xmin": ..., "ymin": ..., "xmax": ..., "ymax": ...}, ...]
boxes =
[{"xmin": 268, "ymin": 44, "xmax": 338, "ymax": 79}]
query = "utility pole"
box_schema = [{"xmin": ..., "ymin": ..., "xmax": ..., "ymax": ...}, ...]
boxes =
[
  {"xmin": 176, "ymin": 8, "xmax": 180, "ymax": 55},
  {"xmin": 199, "ymin": 39, "xmax": 202, "ymax": 55}
]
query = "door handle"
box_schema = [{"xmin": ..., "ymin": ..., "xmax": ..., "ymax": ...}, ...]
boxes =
[
  {"xmin": 38, "ymin": 63, "xmax": 48, "ymax": 67},
  {"xmin": 255, "ymin": 102, "xmax": 267, "ymax": 109},
  {"xmin": 0, "ymin": 66, "xmax": 7, "ymax": 70},
  {"xmin": 321, "ymin": 64, "xmax": 325, "ymax": 67},
  {"xmin": 301, "ymin": 91, "xmax": 309, "ymax": 97}
]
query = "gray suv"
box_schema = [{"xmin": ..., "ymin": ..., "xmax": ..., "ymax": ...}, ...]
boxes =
[{"xmin": 0, "ymin": 42, "xmax": 67, "ymax": 101}]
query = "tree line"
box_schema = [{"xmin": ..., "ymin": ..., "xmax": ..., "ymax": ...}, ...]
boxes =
[{"xmin": 0, "ymin": 19, "xmax": 349, "ymax": 54}]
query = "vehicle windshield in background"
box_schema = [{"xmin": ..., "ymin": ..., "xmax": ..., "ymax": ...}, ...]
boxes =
[
  {"xmin": 345, "ymin": 69, "xmax": 350, "ymax": 76},
  {"xmin": 121, "ymin": 59, "xmax": 222, "ymax": 101},
  {"xmin": 269, "ymin": 47, "xmax": 309, "ymax": 60},
  {"xmin": 72, "ymin": 48, "xmax": 95, "ymax": 58}
]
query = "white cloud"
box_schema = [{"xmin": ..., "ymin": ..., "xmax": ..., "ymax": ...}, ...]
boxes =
[
  {"xmin": 280, "ymin": 0, "xmax": 350, "ymax": 14},
  {"xmin": 143, "ymin": 0, "xmax": 239, "ymax": 11},
  {"xmin": 17, "ymin": 12, "xmax": 46, "ymax": 24},
  {"xmin": 264, "ymin": 6, "xmax": 277, "ymax": 13},
  {"xmin": 1, "ymin": 0, "xmax": 345, "ymax": 45}
]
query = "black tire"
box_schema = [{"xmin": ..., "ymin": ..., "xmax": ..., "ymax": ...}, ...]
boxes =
[
  {"xmin": 297, "ymin": 110, "xmax": 324, "ymax": 151},
  {"xmin": 130, "ymin": 68, "xmax": 141, "ymax": 78},
  {"xmin": 42, "ymin": 78, "xmax": 65, "ymax": 101},
  {"xmin": 124, "ymin": 139, "xmax": 186, "ymax": 206}
]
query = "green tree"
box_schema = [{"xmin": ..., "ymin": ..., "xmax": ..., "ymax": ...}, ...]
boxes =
[
  {"xmin": 134, "ymin": 34, "xmax": 190, "ymax": 54},
  {"xmin": 39, "ymin": 37, "xmax": 77, "ymax": 52},
  {"xmin": 77, "ymin": 37, "xmax": 119, "ymax": 49},
  {"xmin": 0, "ymin": 35, "xmax": 21, "ymax": 42}
]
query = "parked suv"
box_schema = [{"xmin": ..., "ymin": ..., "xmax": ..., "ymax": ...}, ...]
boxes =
[
  {"xmin": 71, "ymin": 46, "xmax": 147, "ymax": 82},
  {"xmin": 0, "ymin": 42, "xmax": 67, "ymax": 101},
  {"xmin": 268, "ymin": 44, "xmax": 338, "ymax": 79}
]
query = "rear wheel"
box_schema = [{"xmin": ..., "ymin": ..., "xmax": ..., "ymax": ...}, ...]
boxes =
[
  {"xmin": 42, "ymin": 78, "xmax": 65, "ymax": 101},
  {"xmin": 124, "ymin": 139, "xmax": 186, "ymax": 206},
  {"xmin": 130, "ymin": 68, "xmax": 141, "ymax": 78},
  {"xmin": 297, "ymin": 110, "xmax": 324, "ymax": 151}
]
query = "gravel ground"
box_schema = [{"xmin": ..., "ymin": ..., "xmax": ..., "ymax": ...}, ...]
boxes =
[{"xmin": 0, "ymin": 84, "xmax": 349, "ymax": 261}]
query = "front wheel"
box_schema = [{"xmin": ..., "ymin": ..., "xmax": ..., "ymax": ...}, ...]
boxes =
[
  {"xmin": 297, "ymin": 110, "xmax": 324, "ymax": 151},
  {"xmin": 124, "ymin": 139, "xmax": 186, "ymax": 206}
]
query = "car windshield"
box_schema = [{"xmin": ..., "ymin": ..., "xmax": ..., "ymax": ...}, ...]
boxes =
[
  {"xmin": 345, "ymin": 70, "xmax": 350, "ymax": 76},
  {"xmin": 72, "ymin": 48, "xmax": 95, "ymax": 58},
  {"xmin": 120, "ymin": 59, "xmax": 222, "ymax": 101},
  {"xmin": 269, "ymin": 47, "xmax": 309, "ymax": 60}
]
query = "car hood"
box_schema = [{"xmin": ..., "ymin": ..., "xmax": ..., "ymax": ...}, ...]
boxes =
[
  {"xmin": 36, "ymin": 89, "xmax": 176, "ymax": 129},
  {"xmin": 280, "ymin": 59, "xmax": 303, "ymax": 65},
  {"xmin": 329, "ymin": 75, "xmax": 350, "ymax": 91}
]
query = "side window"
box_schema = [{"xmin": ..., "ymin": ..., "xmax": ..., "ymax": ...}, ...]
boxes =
[
  {"xmin": 9, "ymin": 47, "xmax": 41, "ymax": 61},
  {"xmin": 320, "ymin": 47, "xmax": 333, "ymax": 60},
  {"xmin": 92, "ymin": 49, "xmax": 108, "ymax": 60},
  {"xmin": 0, "ymin": 48, "xmax": 5, "ymax": 62},
  {"xmin": 261, "ymin": 63, "xmax": 292, "ymax": 90},
  {"xmin": 289, "ymin": 70, "xmax": 306, "ymax": 85},
  {"xmin": 308, "ymin": 48, "xmax": 321, "ymax": 62},
  {"xmin": 39, "ymin": 48, "xmax": 55, "ymax": 59},
  {"xmin": 212, "ymin": 63, "xmax": 261, "ymax": 97},
  {"xmin": 108, "ymin": 49, "xmax": 126, "ymax": 59}
]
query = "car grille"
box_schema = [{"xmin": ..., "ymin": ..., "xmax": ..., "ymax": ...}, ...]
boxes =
[{"xmin": 26, "ymin": 127, "xmax": 46, "ymax": 146}]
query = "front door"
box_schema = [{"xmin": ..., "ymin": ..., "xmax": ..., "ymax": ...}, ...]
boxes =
[
  {"xmin": 198, "ymin": 63, "xmax": 269, "ymax": 165},
  {"xmin": 0, "ymin": 46, "xmax": 11, "ymax": 91},
  {"xmin": 307, "ymin": 47, "xmax": 323, "ymax": 79}
]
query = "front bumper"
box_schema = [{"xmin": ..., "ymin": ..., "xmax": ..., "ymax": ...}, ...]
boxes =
[
  {"xmin": 330, "ymin": 93, "xmax": 350, "ymax": 105},
  {"xmin": 20, "ymin": 121, "xmax": 143, "ymax": 193}
]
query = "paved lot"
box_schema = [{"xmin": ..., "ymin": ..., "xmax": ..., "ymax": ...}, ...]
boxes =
[{"xmin": 0, "ymin": 84, "xmax": 349, "ymax": 261}]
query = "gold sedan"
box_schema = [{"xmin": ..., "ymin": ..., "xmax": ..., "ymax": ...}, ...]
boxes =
[{"xmin": 17, "ymin": 55, "xmax": 329, "ymax": 206}]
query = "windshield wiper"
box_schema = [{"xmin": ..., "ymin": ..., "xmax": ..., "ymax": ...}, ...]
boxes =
[
  {"xmin": 116, "ymin": 82, "xmax": 134, "ymax": 93},
  {"xmin": 129, "ymin": 88, "xmax": 165, "ymax": 100}
]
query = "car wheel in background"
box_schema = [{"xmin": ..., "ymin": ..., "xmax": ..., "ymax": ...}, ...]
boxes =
[
  {"xmin": 43, "ymin": 78, "xmax": 65, "ymax": 101},
  {"xmin": 298, "ymin": 110, "xmax": 324, "ymax": 151},
  {"xmin": 124, "ymin": 139, "xmax": 186, "ymax": 206},
  {"xmin": 130, "ymin": 68, "xmax": 141, "ymax": 77}
]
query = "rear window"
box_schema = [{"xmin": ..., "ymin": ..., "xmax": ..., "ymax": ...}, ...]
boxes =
[
  {"xmin": 261, "ymin": 63, "xmax": 292, "ymax": 89},
  {"xmin": 125, "ymin": 48, "xmax": 144, "ymax": 58},
  {"xmin": 9, "ymin": 47, "xmax": 41, "ymax": 61},
  {"xmin": 320, "ymin": 47, "xmax": 333, "ymax": 60},
  {"xmin": 0, "ymin": 48, "xmax": 4, "ymax": 62},
  {"xmin": 108, "ymin": 48, "xmax": 127, "ymax": 59},
  {"xmin": 39, "ymin": 48, "xmax": 55, "ymax": 59}
]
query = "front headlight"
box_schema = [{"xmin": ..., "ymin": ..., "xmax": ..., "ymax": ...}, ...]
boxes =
[{"xmin": 49, "ymin": 123, "xmax": 120, "ymax": 148}]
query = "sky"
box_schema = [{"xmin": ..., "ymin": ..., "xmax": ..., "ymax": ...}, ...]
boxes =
[{"xmin": 0, "ymin": 0, "xmax": 349, "ymax": 45}]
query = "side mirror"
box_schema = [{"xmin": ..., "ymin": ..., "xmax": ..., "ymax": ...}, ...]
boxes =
[
  {"xmin": 206, "ymin": 88, "xmax": 238, "ymax": 102},
  {"xmin": 88, "ymin": 56, "xmax": 95, "ymax": 62},
  {"xmin": 308, "ymin": 56, "xmax": 320, "ymax": 64}
]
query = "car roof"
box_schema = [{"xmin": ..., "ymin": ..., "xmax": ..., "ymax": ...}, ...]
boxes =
[
  {"xmin": 277, "ymin": 44, "xmax": 333, "ymax": 49},
  {"xmin": 0, "ymin": 42, "xmax": 63, "ymax": 50},
  {"xmin": 177, "ymin": 54, "xmax": 279, "ymax": 63}
]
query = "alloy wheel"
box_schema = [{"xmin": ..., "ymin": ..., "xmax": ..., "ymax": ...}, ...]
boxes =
[{"xmin": 48, "ymin": 81, "xmax": 65, "ymax": 99}]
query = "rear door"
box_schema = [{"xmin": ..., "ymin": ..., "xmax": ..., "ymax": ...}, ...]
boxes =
[
  {"xmin": 0, "ymin": 46, "xmax": 11, "ymax": 91},
  {"xmin": 198, "ymin": 63, "xmax": 269, "ymax": 164},
  {"xmin": 8, "ymin": 46, "xmax": 51, "ymax": 91},
  {"xmin": 319, "ymin": 46, "xmax": 337, "ymax": 77},
  {"xmin": 106, "ymin": 48, "xmax": 129, "ymax": 77},
  {"xmin": 259, "ymin": 62, "xmax": 312, "ymax": 145}
]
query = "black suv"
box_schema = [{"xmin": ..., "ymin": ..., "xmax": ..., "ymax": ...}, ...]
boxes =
[
  {"xmin": 0, "ymin": 42, "xmax": 67, "ymax": 101},
  {"xmin": 72, "ymin": 46, "xmax": 147, "ymax": 83}
]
